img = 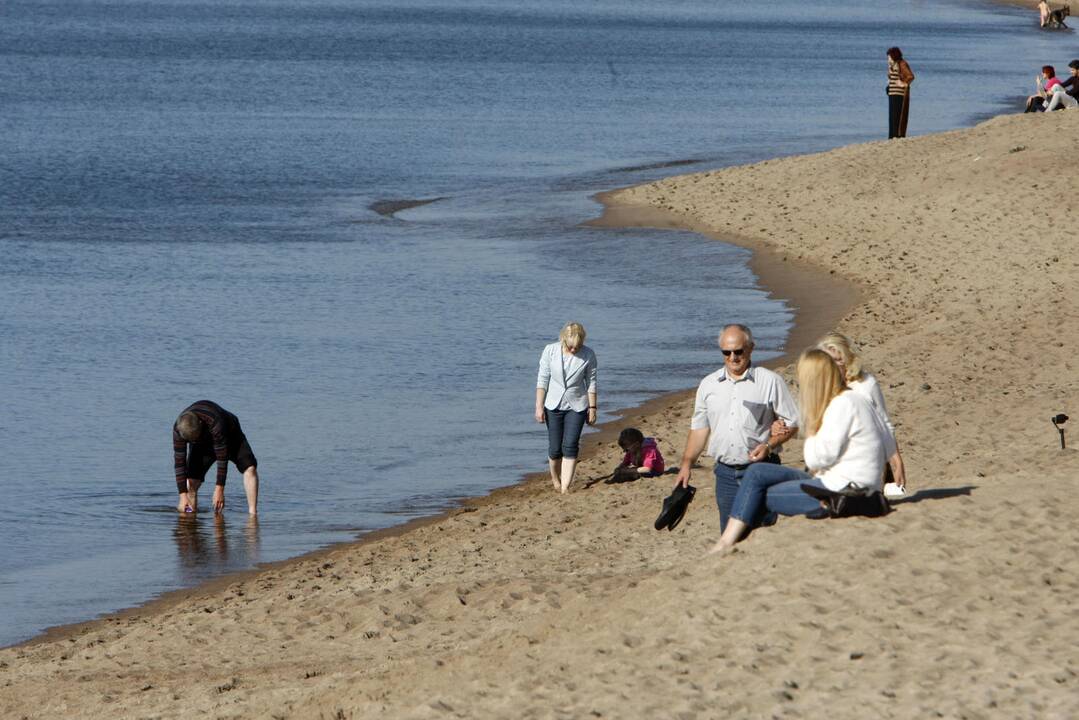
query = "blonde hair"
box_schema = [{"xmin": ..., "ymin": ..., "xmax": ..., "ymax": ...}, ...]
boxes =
[
  {"xmin": 797, "ymin": 349, "xmax": 847, "ymax": 437},
  {"xmin": 559, "ymin": 322, "xmax": 586, "ymax": 350},
  {"xmin": 816, "ymin": 332, "xmax": 864, "ymax": 384}
]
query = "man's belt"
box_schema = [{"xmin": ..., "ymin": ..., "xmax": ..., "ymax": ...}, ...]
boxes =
[{"xmin": 716, "ymin": 453, "xmax": 781, "ymax": 471}]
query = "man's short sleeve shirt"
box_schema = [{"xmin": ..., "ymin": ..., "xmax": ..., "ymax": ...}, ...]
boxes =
[{"xmin": 690, "ymin": 365, "xmax": 800, "ymax": 466}]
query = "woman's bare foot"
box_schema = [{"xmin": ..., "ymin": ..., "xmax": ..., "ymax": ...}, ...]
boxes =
[{"xmin": 706, "ymin": 541, "xmax": 738, "ymax": 556}]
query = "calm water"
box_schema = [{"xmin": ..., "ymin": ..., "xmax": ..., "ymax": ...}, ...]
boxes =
[{"xmin": 0, "ymin": 0, "xmax": 1058, "ymax": 646}]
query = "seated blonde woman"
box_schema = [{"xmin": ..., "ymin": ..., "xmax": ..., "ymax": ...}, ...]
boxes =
[
  {"xmin": 817, "ymin": 332, "xmax": 907, "ymax": 493},
  {"xmin": 708, "ymin": 349, "xmax": 895, "ymax": 553}
]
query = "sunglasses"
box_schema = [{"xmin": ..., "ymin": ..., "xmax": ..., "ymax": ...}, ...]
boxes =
[{"xmin": 721, "ymin": 348, "xmax": 746, "ymax": 357}]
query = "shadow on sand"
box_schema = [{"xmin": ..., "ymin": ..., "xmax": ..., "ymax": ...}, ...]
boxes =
[{"xmin": 890, "ymin": 485, "xmax": 977, "ymax": 505}]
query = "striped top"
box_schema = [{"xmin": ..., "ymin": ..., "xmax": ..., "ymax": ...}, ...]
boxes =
[
  {"xmin": 173, "ymin": 400, "xmax": 235, "ymax": 491},
  {"xmin": 887, "ymin": 59, "xmax": 911, "ymax": 96}
]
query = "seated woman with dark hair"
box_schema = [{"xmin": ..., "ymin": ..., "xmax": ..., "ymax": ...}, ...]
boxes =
[{"xmin": 707, "ymin": 349, "xmax": 895, "ymax": 554}]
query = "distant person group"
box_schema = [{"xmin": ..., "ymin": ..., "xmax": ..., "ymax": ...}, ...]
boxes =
[
  {"xmin": 1038, "ymin": 0, "xmax": 1070, "ymax": 29},
  {"xmin": 536, "ymin": 322, "xmax": 907, "ymax": 551},
  {"xmin": 884, "ymin": 30, "xmax": 1079, "ymax": 139},
  {"xmin": 1024, "ymin": 61, "xmax": 1079, "ymax": 113},
  {"xmin": 1023, "ymin": 2, "xmax": 1078, "ymax": 113}
]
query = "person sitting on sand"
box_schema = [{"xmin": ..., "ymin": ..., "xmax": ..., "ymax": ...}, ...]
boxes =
[
  {"xmin": 610, "ymin": 427, "xmax": 665, "ymax": 482},
  {"xmin": 707, "ymin": 349, "xmax": 896, "ymax": 554},
  {"xmin": 675, "ymin": 324, "xmax": 799, "ymax": 531},
  {"xmin": 817, "ymin": 333, "xmax": 908, "ymax": 494},
  {"xmin": 1025, "ymin": 65, "xmax": 1076, "ymax": 112},
  {"xmin": 1062, "ymin": 60, "xmax": 1079, "ymax": 100},
  {"xmin": 174, "ymin": 400, "xmax": 259, "ymax": 515},
  {"xmin": 536, "ymin": 322, "xmax": 598, "ymax": 494}
]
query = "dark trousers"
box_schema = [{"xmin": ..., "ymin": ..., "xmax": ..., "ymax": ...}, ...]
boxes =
[
  {"xmin": 888, "ymin": 92, "xmax": 910, "ymax": 139},
  {"xmin": 545, "ymin": 408, "xmax": 587, "ymax": 459}
]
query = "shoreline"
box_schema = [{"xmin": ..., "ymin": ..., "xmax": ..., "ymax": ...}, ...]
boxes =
[
  {"xmin": 6, "ymin": 108, "xmax": 1079, "ymax": 717},
  {"xmin": 586, "ymin": 192, "xmax": 863, "ymax": 368},
  {"xmin": 0, "ymin": 0, "xmax": 1052, "ymax": 659},
  {"xmin": 10, "ymin": 191, "xmax": 854, "ymax": 652}
]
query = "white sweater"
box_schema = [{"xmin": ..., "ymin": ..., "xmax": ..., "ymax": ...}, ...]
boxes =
[
  {"xmin": 803, "ymin": 390, "xmax": 896, "ymax": 494},
  {"xmin": 848, "ymin": 372, "xmax": 895, "ymax": 435}
]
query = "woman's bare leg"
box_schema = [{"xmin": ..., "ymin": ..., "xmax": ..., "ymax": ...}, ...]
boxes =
[
  {"xmin": 548, "ymin": 458, "xmax": 561, "ymax": 490},
  {"xmin": 559, "ymin": 458, "xmax": 577, "ymax": 494}
]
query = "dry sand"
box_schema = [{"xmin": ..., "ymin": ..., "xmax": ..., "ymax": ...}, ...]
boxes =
[{"xmin": 5, "ymin": 109, "xmax": 1079, "ymax": 718}]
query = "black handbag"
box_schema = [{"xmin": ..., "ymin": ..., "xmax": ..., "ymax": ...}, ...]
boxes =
[{"xmin": 800, "ymin": 483, "xmax": 890, "ymax": 518}]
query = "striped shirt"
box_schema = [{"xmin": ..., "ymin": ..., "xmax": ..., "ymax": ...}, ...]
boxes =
[
  {"xmin": 888, "ymin": 60, "xmax": 910, "ymax": 96},
  {"xmin": 173, "ymin": 400, "xmax": 236, "ymax": 491}
]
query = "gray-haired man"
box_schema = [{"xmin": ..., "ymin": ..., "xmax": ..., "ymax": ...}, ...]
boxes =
[{"xmin": 675, "ymin": 324, "xmax": 800, "ymax": 531}]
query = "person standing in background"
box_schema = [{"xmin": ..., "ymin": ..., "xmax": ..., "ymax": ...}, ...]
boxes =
[{"xmin": 887, "ymin": 47, "xmax": 915, "ymax": 139}]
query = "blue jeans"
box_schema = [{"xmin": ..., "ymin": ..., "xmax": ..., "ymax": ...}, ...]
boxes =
[
  {"xmin": 545, "ymin": 408, "xmax": 587, "ymax": 459},
  {"xmin": 730, "ymin": 463, "xmax": 828, "ymax": 522},
  {"xmin": 713, "ymin": 460, "xmax": 781, "ymax": 531},
  {"xmin": 713, "ymin": 462, "xmax": 748, "ymax": 532}
]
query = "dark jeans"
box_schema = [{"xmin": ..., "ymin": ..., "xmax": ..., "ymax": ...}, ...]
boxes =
[
  {"xmin": 888, "ymin": 92, "xmax": 910, "ymax": 138},
  {"xmin": 713, "ymin": 457, "xmax": 780, "ymax": 531},
  {"xmin": 731, "ymin": 463, "xmax": 828, "ymax": 521},
  {"xmin": 545, "ymin": 408, "xmax": 587, "ymax": 459}
]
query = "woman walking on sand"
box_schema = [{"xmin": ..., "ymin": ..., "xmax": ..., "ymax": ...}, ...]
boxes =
[
  {"xmin": 887, "ymin": 47, "xmax": 915, "ymax": 139},
  {"xmin": 535, "ymin": 322, "xmax": 597, "ymax": 494}
]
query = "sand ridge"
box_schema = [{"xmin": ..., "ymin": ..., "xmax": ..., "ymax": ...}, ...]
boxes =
[{"xmin": 4, "ymin": 112, "xmax": 1079, "ymax": 718}]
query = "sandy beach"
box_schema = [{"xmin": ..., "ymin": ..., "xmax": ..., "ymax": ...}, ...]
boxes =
[{"xmin": 5, "ymin": 100, "xmax": 1079, "ymax": 718}]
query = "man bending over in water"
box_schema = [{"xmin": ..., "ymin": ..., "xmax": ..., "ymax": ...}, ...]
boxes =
[{"xmin": 173, "ymin": 400, "xmax": 259, "ymax": 515}]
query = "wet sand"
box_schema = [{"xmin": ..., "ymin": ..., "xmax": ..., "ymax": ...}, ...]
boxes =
[{"xmin": 5, "ymin": 110, "xmax": 1079, "ymax": 718}]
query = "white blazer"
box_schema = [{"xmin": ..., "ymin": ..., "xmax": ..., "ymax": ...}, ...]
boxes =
[{"xmin": 536, "ymin": 342, "xmax": 598, "ymax": 412}]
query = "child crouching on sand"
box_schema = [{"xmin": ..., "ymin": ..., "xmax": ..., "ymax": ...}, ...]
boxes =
[{"xmin": 611, "ymin": 428, "xmax": 665, "ymax": 482}]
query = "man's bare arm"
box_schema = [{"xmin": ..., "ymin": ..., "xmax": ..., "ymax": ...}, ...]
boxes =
[{"xmin": 676, "ymin": 427, "xmax": 710, "ymax": 488}]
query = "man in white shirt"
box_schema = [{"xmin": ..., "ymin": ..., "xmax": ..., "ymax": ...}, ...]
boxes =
[{"xmin": 675, "ymin": 324, "xmax": 800, "ymax": 531}]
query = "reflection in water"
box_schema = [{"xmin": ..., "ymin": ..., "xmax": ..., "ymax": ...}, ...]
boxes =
[
  {"xmin": 244, "ymin": 515, "xmax": 260, "ymax": 556},
  {"xmin": 173, "ymin": 514, "xmax": 261, "ymax": 583}
]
